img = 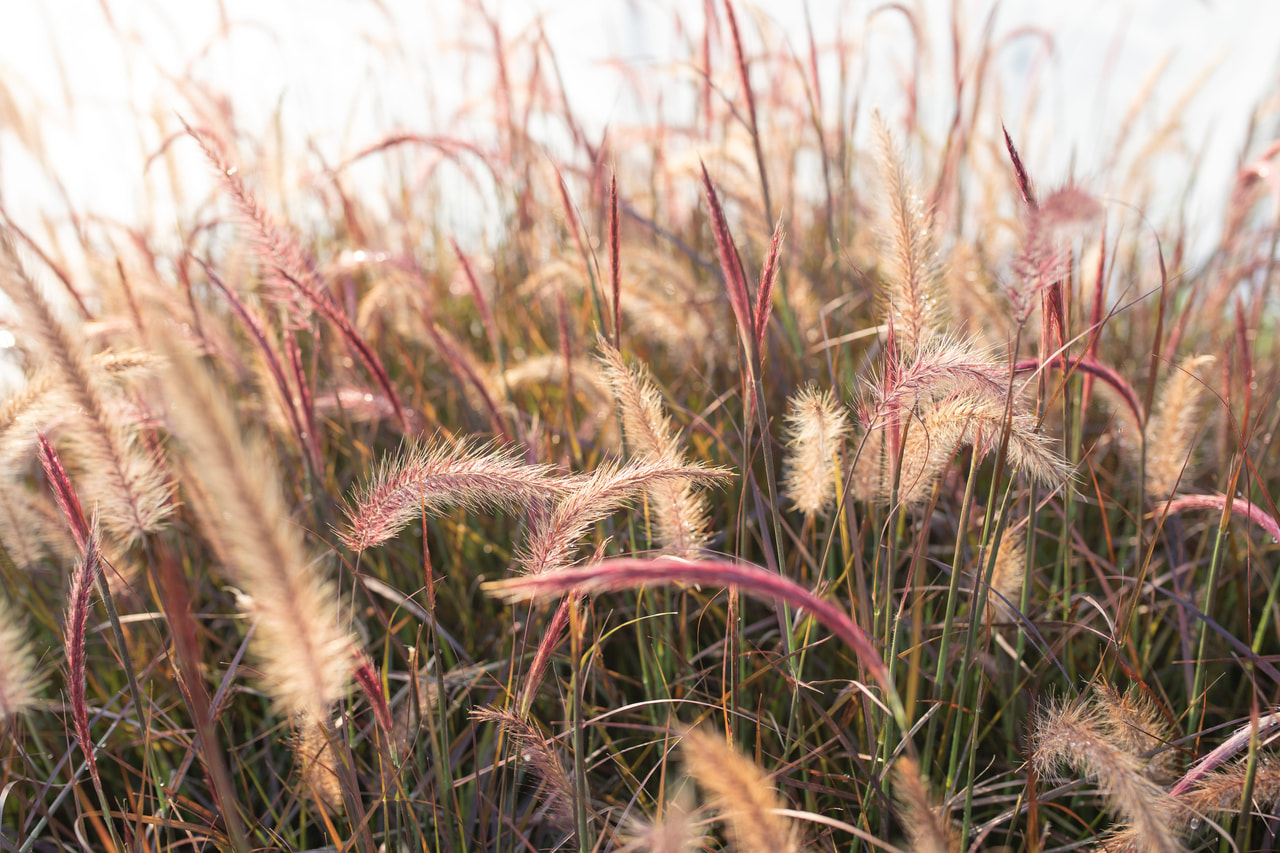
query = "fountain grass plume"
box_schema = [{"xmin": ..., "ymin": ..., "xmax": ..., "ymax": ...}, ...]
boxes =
[
  {"xmin": 681, "ymin": 727, "xmax": 799, "ymax": 853},
  {"xmin": 597, "ymin": 339, "xmax": 716, "ymax": 555},
  {"xmin": 518, "ymin": 459, "xmax": 733, "ymax": 575},
  {"xmin": 875, "ymin": 113, "xmax": 944, "ymax": 351},
  {"xmin": 1032, "ymin": 692, "xmax": 1183, "ymax": 853},
  {"xmin": 340, "ymin": 438, "xmax": 572, "ymax": 552},
  {"xmin": 155, "ymin": 328, "xmax": 356, "ymax": 719},
  {"xmin": 782, "ymin": 384, "xmax": 850, "ymax": 518},
  {"xmin": 0, "ymin": 232, "xmax": 172, "ymax": 545}
]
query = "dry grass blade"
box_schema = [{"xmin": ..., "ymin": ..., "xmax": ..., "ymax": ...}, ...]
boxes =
[
  {"xmin": 156, "ymin": 330, "xmax": 355, "ymax": 719},
  {"xmin": 721, "ymin": 0, "xmax": 772, "ymax": 222},
  {"xmin": 340, "ymin": 439, "xmax": 571, "ymax": 551},
  {"xmin": 681, "ymin": 727, "xmax": 798, "ymax": 853},
  {"xmin": 518, "ymin": 459, "xmax": 732, "ymax": 575},
  {"xmin": 610, "ymin": 172, "xmax": 623, "ymax": 349}
]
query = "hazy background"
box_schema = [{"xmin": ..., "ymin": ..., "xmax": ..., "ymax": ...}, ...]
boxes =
[{"xmin": 1, "ymin": 0, "xmax": 1278, "ymax": 255}]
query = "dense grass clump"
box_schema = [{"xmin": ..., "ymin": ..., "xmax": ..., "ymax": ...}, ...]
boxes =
[{"xmin": 3, "ymin": 3, "xmax": 1280, "ymax": 852}]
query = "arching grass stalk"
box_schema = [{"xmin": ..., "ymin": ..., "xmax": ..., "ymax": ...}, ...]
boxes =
[{"xmin": 484, "ymin": 557, "xmax": 908, "ymax": 734}]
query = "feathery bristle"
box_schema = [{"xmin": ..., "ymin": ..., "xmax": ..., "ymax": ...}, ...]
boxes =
[
  {"xmin": 782, "ymin": 385, "xmax": 850, "ymax": 517},
  {"xmin": 875, "ymin": 114, "xmax": 944, "ymax": 350},
  {"xmin": 518, "ymin": 459, "xmax": 732, "ymax": 575},
  {"xmin": 893, "ymin": 757, "xmax": 955, "ymax": 853},
  {"xmin": 0, "ymin": 234, "xmax": 172, "ymax": 544},
  {"xmin": 891, "ymin": 393, "xmax": 1069, "ymax": 507},
  {"xmin": 617, "ymin": 784, "xmax": 700, "ymax": 853},
  {"xmin": 0, "ymin": 591, "xmax": 40, "ymax": 724},
  {"xmin": 681, "ymin": 728, "xmax": 799, "ymax": 853},
  {"xmin": 1032, "ymin": 693, "xmax": 1184, "ymax": 853},
  {"xmin": 185, "ymin": 123, "xmax": 409, "ymax": 431},
  {"xmin": 597, "ymin": 340, "xmax": 715, "ymax": 556},
  {"xmin": 1144, "ymin": 355, "xmax": 1216, "ymax": 502},
  {"xmin": 872, "ymin": 334, "xmax": 1009, "ymax": 415},
  {"xmin": 63, "ymin": 523, "xmax": 103, "ymax": 790},
  {"xmin": 848, "ymin": 425, "xmax": 885, "ymax": 504},
  {"xmin": 0, "ymin": 370, "xmax": 57, "ymax": 465},
  {"xmin": 987, "ymin": 527, "xmax": 1027, "ymax": 623},
  {"xmin": 340, "ymin": 439, "xmax": 571, "ymax": 551},
  {"xmin": 472, "ymin": 707, "xmax": 577, "ymax": 834},
  {"xmin": 294, "ymin": 711, "xmax": 344, "ymax": 814},
  {"xmin": 1094, "ymin": 682, "xmax": 1179, "ymax": 785},
  {"xmin": 1179, "ymin": 753, "xmax": 1280, "ymax": 818}
]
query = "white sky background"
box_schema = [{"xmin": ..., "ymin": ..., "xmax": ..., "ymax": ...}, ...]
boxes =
[{"xmin": 1, "ymin": 0, "xmax": 1279, "ymax": 257}]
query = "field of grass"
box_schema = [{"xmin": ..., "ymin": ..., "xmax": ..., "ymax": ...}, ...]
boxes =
[{"xmin": 3, "ymin": 2, "xmax": 1280, "ymax": 852}]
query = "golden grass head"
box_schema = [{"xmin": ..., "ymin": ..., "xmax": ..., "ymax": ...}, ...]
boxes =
[
  {"xmin": 782, "ymin": 384, "xmax": 850, "ymax": 518},
  {"xmin": 340, "ymin": 438, "xmax": 572, "ymax": 552},
  {"xmin": 874, "ymin": 113, "xmax": 945, "ymax": 351},
  {"xmin": 891, "ymin": 392, "xmax": 1070, "ymax": 508},
  {"xmin": 680, "ymin": 727, "xmax": 799, "ymax": 853},
  {"xmin": 518, "ymin": 458, "xmax": 732, "ymax": 575},
  {"xmin": 471, "ymin": 707, "xmax": 577, "ymax": 835},
  {"xmin": 157, "ymin": 331, "xmax": 357, "ymax": 719},
  {"xmin": 293, "ymin": 710, "xmax": 344, "ymax": 815},
  {"xmin": 1143, "ymin": 354, "xmax": 1216, "ymax": 503},
  {"xmin": 1093, "ymin": 681, "xmax": 1179, "ymax": 785},
  {"xmin": 1032, "ymin": 690, "xmax": 1184, "ymax": 853},
  {"xmin": 597, "ymin": 339, "xmax": 716, "ymax": 556},
  {"xmin": 892, "ymin": 756, "xmax": 957, "ymax": 853},
  {"xmin": 988, "ymin": 526, "xmax": 1028, "ymax": 624},
  {"xmin": 0, "ymin": 233, "xmax": 173, "ymax": 545},
  {"xmin": 0, "ymin": 593, "xmax": 40, "ymax": 724}
]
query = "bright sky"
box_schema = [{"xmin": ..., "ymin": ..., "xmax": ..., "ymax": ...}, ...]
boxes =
[{"xmin": 0, "ymin": 0, "xmax": 1277, "ymax": 253}]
